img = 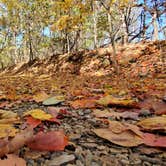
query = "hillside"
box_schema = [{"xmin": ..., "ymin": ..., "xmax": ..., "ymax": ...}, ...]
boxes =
[{"xmin": 3, "ymin": 40, "xmax": 166, "ymax": 78}]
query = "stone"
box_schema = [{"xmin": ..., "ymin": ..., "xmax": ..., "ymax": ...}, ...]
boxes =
[{"xmin": 47, "ymin": 154, "xmax": 75, "ymax": 166}]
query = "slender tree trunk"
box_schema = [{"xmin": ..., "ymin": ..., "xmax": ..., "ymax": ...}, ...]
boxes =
[
  {"xmin": 121, "ymin": 11, "xmax": 128, "ymax": 44},
  {"xmin": 93, "ymin": 1, "xmax": 98, "ymax": 49},
  {"xmin": 28, "ymin": 28, "xmax": 34, "ymax": 62},
  {"xmin": 66, "ymin": 33, "xmax": 70, "ymax": 54},
  {"xmin": 152, "ymin": 11, "xmax": 159, "ymax": 41},
  {"xmin": 107, "ymin": 12, "xmax": 119, "ymax": 74}
]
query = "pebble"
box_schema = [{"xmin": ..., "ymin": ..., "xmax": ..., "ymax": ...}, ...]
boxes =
[
  {"xmin": 163, "ymin": 95, "xmax": 166, "ymax": 102},
  {"xmin": 27, "ymin": 159, "xmax": 36, "ymax": 166},
  {"xmin": 140, "ymin": 109, "xmax": 151, "ymax": 116},
  {"xmin": 120, "ymin": 159, "xmax": 130, "ymax": 165},
  {"xmin": 76, "ymin": 160, "xmax": 84, "ymax": 166},
  {"xmin": 84, "ymin": 109, "xmax": 92, "ymax": 114},
  {"xmin": 47, "ymin": 154, "xmax": 75, "ymax": 166},
  {"xmin": 78, "ymin": 110, "xmax": 84, "ymax": 116},
  {"xmin": 116, "ymin": 154, "xmax": 128, "ymax": 160},
  {"xmin": 142, "ymin": 161, "xmax": 151, "ymax": 166}
]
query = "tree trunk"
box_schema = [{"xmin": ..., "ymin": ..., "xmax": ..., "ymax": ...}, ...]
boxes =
[
  {"xmin": 107, "ymin": 12, "xmax": 119, "ymax": 74},
  {"xmin": 28, "ymin": 28, "xmax": 34, "ymax": 62},
  {"xmin": 152, "ymin": 11, "xmax": 159, "ymax": 41},
  {"xmin": 93, "ymin": 1, "xmax": 98, "ymax": 49},
  {"xmin": 121, "ymin": 11, "xmax": 128, "ymax": 44}
]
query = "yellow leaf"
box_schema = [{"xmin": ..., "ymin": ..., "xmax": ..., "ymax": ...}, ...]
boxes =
[
  {"xmin": 96, "ymin": 95, "xmax": 137, "ymax": 107},
  {"xmin": 0, "ymin": 109, "xmax": 18, "ymax": 119},
  {"xmin": 23, "ymin": 109, "xmax": 52, "ymax": 121},
  {"xmin": 0, "ymin": 124, "xmax": 18, "ymax": 138},
  {"xmin": 0, "ymin": 110, "xmax": 20, "ymax": 124},
  {"xmin": 33, "ymin": 92, "xmax": 49, "ymax": 103},
  {"xmin": 137, "ymin": 116, "xmax": 166, "ymax": 131}
]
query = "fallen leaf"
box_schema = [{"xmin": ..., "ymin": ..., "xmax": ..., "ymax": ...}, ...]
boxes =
[
  {"xmin": 24, "ymin": 150, "xmax": 48, "ymax": 159},
  {"xmin": 27, "ymin": 131, "xmax": 68, "ymax": 151},
  {"xmin": 43, "ymin": 96, "xmax": 65, "ymax": 106},
  {"xmin": 25, "ymin": 116, "xmax": 41, "ymax": 128},
  {"xmin": 153, "ymin": 101, "xmax": 166, "ymax": 115},
  {"xmin": 0, "ymin": 127, "xmax": 33, "ymax": 157},
  {"xmin": 0, "ymin": 154, "xmax": 26, "ymax": 166},
  {"xmin": 143, "ymin": 133, "xmax": 166, "ymax": 148},
  {"xmin": 23, "ymin": 109, "xmax": 52, "ymax": 121},
  {"xmin": 137, "ymin": 116, "xmax": 166, "ymax": 132},
  {"xmin": 0, "ymin": 124, "xmax": 18, "ymax": 138},
  {"xmin": 96, "ymin": 95, "xmax": 138, "ymax": 108},
  {"xmin": 93, "ymin": 109, "xmax": 139, "ymax": 120},
  {"xmin": 93, "ymin": 121, "xmax": 143, "ymax": 147},
  {"xmin": 47, "ymin": 107, "xmax": 70, "ymax": 119},
  {"xmin": 46, "ymin": 117, "xmax": 61, "ymax": 125},
  {"xmin": 70, "ymin": 98, "xmax": 97, "ymax": 109},
  {"xmin": 94, "ymin": 128, "xmax": 143, "ymax": 147},
  {"xmin": 33, "ymin": 91, "xmax": 49, "ymax": 103},
  {"xmin": 0, "ymin": 109, "xmax": 18, "ymax": 119}
]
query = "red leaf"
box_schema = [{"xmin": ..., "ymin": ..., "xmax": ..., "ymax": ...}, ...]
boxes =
[
  {"xmin": 143, "ymin": 133, "xmax": 166, "ymax": 148},
  {"xmin": 47, "ymin": 107, "xmax": 70, "ymax": 119},
  {"xmin": 46, "ymin": 118, "xmax": 61, "ymax": 125},
  {"xmin": 27, "ymin": 131, "xmax": 68, "ymax": 151},
  {"xmin": 25, "ymin": 116, "xmax": 41, "ymax": 128}
]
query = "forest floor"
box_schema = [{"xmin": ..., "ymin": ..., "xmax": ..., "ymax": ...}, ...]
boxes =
[{"xmin": 0, "ymin": 41, "xmax": 165, "ymax": 166}]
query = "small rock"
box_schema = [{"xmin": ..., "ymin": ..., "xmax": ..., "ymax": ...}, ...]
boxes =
[
  {"xmin": 120, "ymin": 159, "xmax": 130, "ymax": 165},
  {"xmin": 47, "ymin": 154, "xmax": 75, "ymax": 166},
  {"xmin": 163, "ymin": 95, "xmax": 166, "ymax": 102},
  {"xmin": 27, "ymin": 159, "xmax": 35, "ymax": 166},
  {"xmin": 97, "ymin": 146, "xmax": 105, "ymax": 150},
  {"xmin": 69, "ymin": 133, "xmax": 81, "ymax": 141},
  {"xmin": 76, "ymin": 160, "xmax": 84, "ymax": 166},
  {"xmin": 84, "ymin": 109, "xmax": 92, "ymax": 114},
  {"xmin": 78, "ymin": 110, "xmax": 84, "ymax": 116},
  {"xmin": 140, "ymin": 109, "xmax": 151, "ymax": 116},
  {"xmin": 142, "ymin": 161, "xmax": 151, "ymax": 166},
  {"xmin": 133, "ymin": 159, "xmax": 142, "ymax": 165}
]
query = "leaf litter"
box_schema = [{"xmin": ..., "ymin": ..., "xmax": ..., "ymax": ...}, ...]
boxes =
[{"xmin": 0, "ymin": 42, "xmax": 165, "ymax": 165}]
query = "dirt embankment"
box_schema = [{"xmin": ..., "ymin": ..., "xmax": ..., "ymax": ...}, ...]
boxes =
[{"xmin": 2, "ymin": 40, "xmax": 166, "ymax": 78}]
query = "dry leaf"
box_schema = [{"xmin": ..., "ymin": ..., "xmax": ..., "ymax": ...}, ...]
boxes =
[
  {"xmin": 143, "ymin": 133, "xmax": 166, "ymax": 148},
  {"xmin": 33, "ymin": 91, "xmax": 49, "ymax": 103},
  {"xmin": 0, "ymin": 124, "xmax": 18, "ymax": 138},
  {"xmin": 25, "ymin": 116, "xmax": 41, "ymax": 128},
  {"xmin": 23, "ymin": 109, "xmax": 52, "ymax": 121},
  {"xmin": 93, "ymin": 109, "xmax": 139, "ymax": 120},
  {"xmin": 0, "ymin": 127, "xmax": 33, "ymax": 157},
  {"xmin": 27, "ymin": 131, "xmax": 68, "ymax": 151},
  {"xmin": 93, "ymin": 120, "xmax": 143, "ymax": 147},
  {"xmin": 0, "ymin": 154, "xmax": 26, "ymax": 166},
  {"xmin": 137, "ymin": 116, "xmax": 166, "ymax": 132},
  {"xmin": 96, "ymin": 95, "xmax": 138, "ymax": 108},
  {"xmin": 70, "ymin": 98, "xmax": 97, "ymax": 109}
]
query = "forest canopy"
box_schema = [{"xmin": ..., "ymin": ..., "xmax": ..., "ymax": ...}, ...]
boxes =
[{"xmin": 0, "ymin": 0, "xmax": 165, "ymax": 68}]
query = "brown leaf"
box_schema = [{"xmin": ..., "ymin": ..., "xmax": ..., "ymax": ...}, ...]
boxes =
[
  {"xmin": 70, "ymin": 98, "xmax": 97, "ymax": 109},
  {"xmin": 153, "ymin": 101, "xmax": 166, "ymax": 115},
  {"xmin": 93, "ymin": 121, "xmax": 143, "ymax": 147},
  {"xmin": 0, "ymin": 127, "xmax": 34, "ymax": 157},
  {"xmin": 93, "ymin": 109, "xmax": 139, "ymax": 120},
  {"xmin": 0, "ymin": 154, "xmax": 26, "ymax": 166}
]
